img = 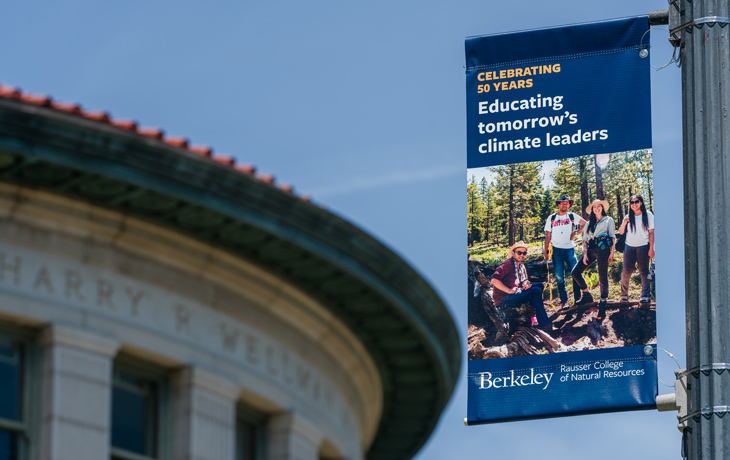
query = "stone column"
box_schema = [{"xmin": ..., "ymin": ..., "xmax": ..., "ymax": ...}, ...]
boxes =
[
  {"xmin": 172, "ymin": 367, "xmax": 239, "ymax": 460},
  {"xmin": 267, "ymin": 413, "xmax": 323, "ymax": 460},
  {"xmin": 38, "ymin": 324, "xmax": 120, "ymax": 460}
]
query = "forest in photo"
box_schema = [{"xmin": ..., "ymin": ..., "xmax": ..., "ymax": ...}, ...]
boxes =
[
  {"xmin": 467, "ymin": 150, "xmax": 654, "ymax": 251},
  {"xmin": 467, "ymin": 150, "xmax": 656, "ymax": 359}
]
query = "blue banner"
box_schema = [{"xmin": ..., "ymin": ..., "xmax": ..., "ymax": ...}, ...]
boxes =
[
  {"xmin": 466, "ymin": 16, "xmax": 656, "ymax": 425},
  {"xmin": 467, "ymin": 346, "xmax": 657, "ymax": 424},
  {"xmin": 466, "ymin": 17, "xmax": 651, "ymax": 168}
]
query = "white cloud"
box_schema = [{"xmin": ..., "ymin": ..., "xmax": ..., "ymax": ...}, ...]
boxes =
[{"xmin": 310, "ymin": 162, "xmax": 464, "ymax": 198}]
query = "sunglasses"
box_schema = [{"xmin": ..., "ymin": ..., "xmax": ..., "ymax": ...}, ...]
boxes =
[
  {"xmin": 514, "ymin": 250, "xmax": 527, "ymax": 256},
  {"xmin": 630, "ymin": 200, "xmax": 642, "ymax": 205}
]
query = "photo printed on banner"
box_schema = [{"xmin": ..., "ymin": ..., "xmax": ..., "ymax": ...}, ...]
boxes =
[
  {"xmin": 467, "ymin": 150, "xmax": 656, "ymax": 360},
  {"xmin": 465, "ymin": 16, "xmax": 658, "ymax": 425}
]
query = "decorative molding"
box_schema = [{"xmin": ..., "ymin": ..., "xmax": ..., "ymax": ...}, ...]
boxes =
[{"xmin": 176, "ymin": 367, "xmax": 239, "ymax": 402}]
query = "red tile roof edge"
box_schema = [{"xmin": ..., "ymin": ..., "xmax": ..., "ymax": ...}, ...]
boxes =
[{"xmin": 0, "ymin": 83, "xmax": 309, "ymax": 202}]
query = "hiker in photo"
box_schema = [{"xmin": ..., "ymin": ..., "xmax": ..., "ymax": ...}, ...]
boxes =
[
  {"xmin": 491, "ymin": 241, "xmax": 554, "ymax": 331},
  {"xmin": 572, "ymin": 199, "xmax": 616, "ymax": 321},
  {"xmin": 543, "ymin": 194, "xmax": 587, "ymax": 309},
  {"xmin": 618, "ymin": 194, "xmax": 655, "ymax": 303}
]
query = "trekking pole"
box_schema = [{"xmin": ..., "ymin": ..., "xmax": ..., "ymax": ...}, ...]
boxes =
[{"xmin": 545, "ymin": 243, "xmax": 554, "ymax": 304}]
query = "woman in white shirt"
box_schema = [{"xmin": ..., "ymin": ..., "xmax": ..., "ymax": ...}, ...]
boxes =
[{"xmin": 618, "ymin": 194, "xmax": 655, "ymax": 303}]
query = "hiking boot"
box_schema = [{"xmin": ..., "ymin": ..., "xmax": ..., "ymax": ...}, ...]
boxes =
[
  {"xmin": 575, "ymin": 291, "xmax": 594, "ymax": 306},
  {"xmin": 620, "ymin": 296, "xmax": 629, "ymax": 302},
  {"xmin": 560, "ymin": 300, "xmax": 571, "ymax": 310},
  {"xmin": 640, "ymin": 296, "xmax": 651, "ymax": 304},
  {"xmin": 597, "ymin": 299, "xmax": 607, "ymax": 321},
  {"xmin": 538, "ymin": 324, "xmax": 558, "ymax": 333}
]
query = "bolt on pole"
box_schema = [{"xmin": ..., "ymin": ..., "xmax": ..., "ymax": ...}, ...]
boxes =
[{"xmin": 677, "ymin": 0, "xmax": 730, "ymax": 457}]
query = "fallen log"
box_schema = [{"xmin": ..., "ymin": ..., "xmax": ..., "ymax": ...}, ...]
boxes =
[
  {"xmin": 478, "ymin": 326, "xmax": 566, "ymax": 358},
  {"xmin": 556, "ymin": 300, "xmax": 655, "ymax": 315}
]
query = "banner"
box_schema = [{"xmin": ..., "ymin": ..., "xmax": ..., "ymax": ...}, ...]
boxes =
[{"xmin": 466, "ymin": 16, "xmax": 657, "ymax": 425}]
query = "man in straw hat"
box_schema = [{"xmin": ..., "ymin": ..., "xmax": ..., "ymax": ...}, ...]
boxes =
[
  {"xmin": 543, "ymin": 194, "xmax": 586, "ymax": 308},
  {"xmin": 491, "ymin": 241, "xmax": 554, "ymax": 331}
]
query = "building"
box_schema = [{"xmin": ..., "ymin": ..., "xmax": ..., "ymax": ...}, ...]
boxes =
[{"xmin": 0, "ymin": 86, "xmax": 460, "ymax": 460}]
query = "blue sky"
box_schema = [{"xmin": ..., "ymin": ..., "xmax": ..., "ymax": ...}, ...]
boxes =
[{"xmin": 1, "ymin": 1, "xmax": 685, "ymax": 458}]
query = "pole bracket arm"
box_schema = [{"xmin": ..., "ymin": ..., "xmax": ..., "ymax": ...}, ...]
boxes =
[{"xmin": 656, "ymin": 369, "xmax": 689, "ymax": 432}]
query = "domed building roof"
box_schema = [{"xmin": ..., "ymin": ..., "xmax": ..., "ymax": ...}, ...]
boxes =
[{"xmin": 0, "ymin": 85, "xmax": 460, "ymax": 460}]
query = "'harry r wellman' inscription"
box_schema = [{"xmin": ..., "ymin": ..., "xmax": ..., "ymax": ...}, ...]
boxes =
[{"xmin": 0, "ymin": 248, "xmax": 357, "ymax": 435}]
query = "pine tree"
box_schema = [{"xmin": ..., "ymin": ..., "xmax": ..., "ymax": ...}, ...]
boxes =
[
  {"xmin": 467, "ymin": 175, "xmax": 481, "ymax": 246},
  {"xmin": 551, "ymin": 157, "xmax": 593, "ymax": 220},
  {"xmin": 480, "ymin": 177, "xmax": 494, "ymax": 243},
  {"xmin": 490, "ymin": 162, "xmax": 543, "ymax": 245}
]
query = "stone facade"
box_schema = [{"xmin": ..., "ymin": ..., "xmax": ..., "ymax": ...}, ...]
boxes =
[{"xmin": 0, "ymin": 185, "xmax": 377, "ymax": 460}]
